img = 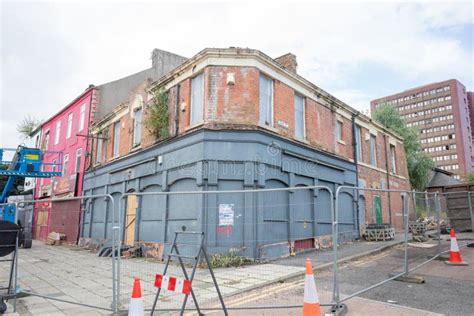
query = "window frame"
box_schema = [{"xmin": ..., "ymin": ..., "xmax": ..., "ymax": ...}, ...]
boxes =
[
  {"xmin": 294, "ymin": 93, "xmax": 305, "ymax": 139},
  {"xmin": 79, "ymin": 104, "xmax": 86, "ymax": 132},
  {"xmin": 190, "ymin": 72, "xmax": 205, "ymax": 126},
  {"xmin": 66, "ymin": 112, "xmax": 73, "ymax": 139},
  {"xmin": 336, "ymin": 120, "xmax": 344, "ymax": 142},
  {"xmin": 96, "ymin": 132, "xmax": 103, "ymax": 164},
  {"xmin": 113, "ymin": 121, "xmax": 121, "ymax": 158},
  {"xmin": 75, "ymin": 148, "xmax": 82, "ymax": 173},
  {"xmin": 355, "ymin": 125, "xmax": 362, "ymax": 161},
  {"xmin": 54, "ymin": 121, "xmax": 61, "ymax": 145},
  {"xmin": 259, "ymin": 73, "xmax": 274, "ymax": 126},
  {"xmin": 62, "ymin": 154, "xmax": 69, "ymax": 176},
  {"xmin": 370, "ymin": 134, "xmax": 377, "ymax": 167},
  {"xmin": 133, "ymin": 108, "xmax": 142, "ymax": 146},
  {"xmin": 390, "ymin": 144, "xmax": 397, "ymax": 174}
]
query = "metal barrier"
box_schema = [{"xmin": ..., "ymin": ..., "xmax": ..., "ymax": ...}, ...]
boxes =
[
  {"xmin": 331, "ymin": 187, "xmax": 472, "ymax": 313},
  {"xmin": 3, "ymin": 186, "xmax": 472, "ymax": 314},
  {"xmin": 117, "ymin": 185, "xmax": 336, "ymax": 313},
  {"xmin": 0, "ymin": 194, "xmax": 117, "ymax": 313}
]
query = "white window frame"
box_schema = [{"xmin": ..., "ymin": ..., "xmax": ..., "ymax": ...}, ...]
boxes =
[
  {"xmin": 62, "ymin": 154, "xmax": 69, "ymax": 176},
  {"xmin": 79, "ymin": 104, "xmax": 86, "ymax": 131},
  {"xmin": 66, "ymin": 113, "xmax": 73, "ymax": 139},
  {"xmin": 54, "ymin": 121, "xmax": 61, "ymax": 144},
  {"xmin": 294, "ymin": 94, "xmax": 305, "ymax": 139},
  {"xmin": 75, "ymin": 148, "xmax": 82, "ymax": 173}
]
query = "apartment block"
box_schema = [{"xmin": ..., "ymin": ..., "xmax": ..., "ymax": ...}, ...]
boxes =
[{"xmin": 371, "ymin": 79, "xmax": 473, "ymax": 180}]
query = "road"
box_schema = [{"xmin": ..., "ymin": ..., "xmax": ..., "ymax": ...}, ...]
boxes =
[{"xmin": 206, "ymin": 237, "xmax": 474, "ymax": 315}]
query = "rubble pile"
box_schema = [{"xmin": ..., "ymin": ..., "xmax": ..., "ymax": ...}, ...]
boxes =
[{"xmin": 410, "ymin": 217, "xmax": 451, "ymax": 242}]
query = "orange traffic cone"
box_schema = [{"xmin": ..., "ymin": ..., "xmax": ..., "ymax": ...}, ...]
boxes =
[
  {"xmin": 128, "ymin": 277, "xmax": 144, "ymax": 316},
  {"xmin": 445, "ymin": 229, "xmax": 468, "ymax": 266},
  {"xmin": 303, "ymin": 258, "xmax": 321, "ymax": 316}
]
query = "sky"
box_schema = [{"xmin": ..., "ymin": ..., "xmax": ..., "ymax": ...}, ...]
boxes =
[{"xmin": 1, "ymin": 0, "xmax": 473, "ymax": 149}]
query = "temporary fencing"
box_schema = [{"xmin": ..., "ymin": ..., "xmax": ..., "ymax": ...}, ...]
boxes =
[
  {"xmin": 331, "ymin": 187, "xmax": 472, "ymax": 313},
  {"xmin": 2, "ymin": 185, "xmax": 472, "ymax": 314},
  {"xmin": 116, "ymin": 185, "xmax": 337, "ymax": 313},
  {"xmin": 0, "ymin": 194, "xmax": 118, "ymax": 313}
]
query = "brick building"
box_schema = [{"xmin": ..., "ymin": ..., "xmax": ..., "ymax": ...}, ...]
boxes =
[
  {"xmin": 371, "ymin": 79, "xmax": 473, "ymax": 180},
  {"xmin": 34, "ymin": 86, "xmax": 97, "ymax": 241},
  {"xmin": 82, "ymin": 48, "xmax": 410, "ymax": 259}
]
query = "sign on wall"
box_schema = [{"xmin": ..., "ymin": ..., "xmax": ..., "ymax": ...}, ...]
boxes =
[
  {"xmin": 53, "ymin": 174, "xmax": 78, "ymax": 197},
  {"xmin": 218, "ymin": 204, "xmax": 234, "ymax": 226}
]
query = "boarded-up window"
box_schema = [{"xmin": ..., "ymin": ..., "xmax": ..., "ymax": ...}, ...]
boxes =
[
  {"xmin": 294, "ymin": 94, "xmax": 305, "ymax": 139},
  {"xmin": 259, "ymin": 74, "xmax": 273, "ymax": 125},
  {"xmin": 191, "ymin": 73, "xmax": 204, "ymax": 125}
]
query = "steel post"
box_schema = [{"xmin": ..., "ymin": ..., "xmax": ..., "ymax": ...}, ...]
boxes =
[
  {"xmin": 403, "ymin": 192, "xmax": 410, "ymax": 276},
  {"xmin": 435, "ymin": 193, "xmax": 441, "ymax": 255}
]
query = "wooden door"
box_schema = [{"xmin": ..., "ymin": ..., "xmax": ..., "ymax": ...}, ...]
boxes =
[{"xmin": 124, "ymin": 195, "xmax": 138, "ymax": 246}]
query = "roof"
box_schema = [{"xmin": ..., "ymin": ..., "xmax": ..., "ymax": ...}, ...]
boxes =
[
  {"xmin": 427, "ymin": 168, "xmax": 462, "ymax": 188},
  {"xmin": 149, "ymin": 47, "xmax": 406, "ymax": 141}
]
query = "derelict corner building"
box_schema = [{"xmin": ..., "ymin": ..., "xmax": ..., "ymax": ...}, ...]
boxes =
[{"xmin": 80, "ymin": 48, "xmax": 411, "ymax": 259}]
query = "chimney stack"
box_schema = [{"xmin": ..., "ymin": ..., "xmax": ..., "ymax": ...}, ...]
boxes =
[{"xmin": 275, "ymin": 53, "xmax": 298, "ymax": 74}]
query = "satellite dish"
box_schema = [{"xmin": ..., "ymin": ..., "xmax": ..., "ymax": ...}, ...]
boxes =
[{"xmin": 0, "ymin": 220, "xmax": 20, "ymax": 257}]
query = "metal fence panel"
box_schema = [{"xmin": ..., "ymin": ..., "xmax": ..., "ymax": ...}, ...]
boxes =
[
  {"xmin": 0, "ymin": 195, "xmax": 118, "ymax": 313},
  {"xmin": 115, "ymin": 186, "xmax": 338, "ymax": 313}
]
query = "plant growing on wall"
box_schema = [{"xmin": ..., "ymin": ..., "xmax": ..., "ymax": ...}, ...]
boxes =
[
  {"xmin": 145, "ymin": 88, "xmax": 169, "ymax": 140},
  {"xmin": 373, "ymin": 103, "xmax": 435, "ymax": 191}
]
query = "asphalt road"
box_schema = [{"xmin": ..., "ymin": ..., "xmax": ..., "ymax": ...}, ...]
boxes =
[{"xmin": 205, "ymin": 235, "xmax": 474, "ymax": 316}]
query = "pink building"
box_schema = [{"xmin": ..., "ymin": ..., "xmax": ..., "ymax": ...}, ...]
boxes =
[{"xmin": 33, "ymin": 86, "xmax": 97, "ymax": 241}]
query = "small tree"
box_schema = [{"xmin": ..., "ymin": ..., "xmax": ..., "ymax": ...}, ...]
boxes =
[
  {"xmin": 145, "ymin": 88, "xmax": 170, "ymax": 139},
  {"xmin": 467, "ymin": 173, "xmax": 474, "ymax": 183},
  {"xmin": 373, "ymin": 103, "xmax": 435, "ymax": 191},
  {"xmin": 17, "ymin": 115, "xmax": 40, "ymax": 139}
]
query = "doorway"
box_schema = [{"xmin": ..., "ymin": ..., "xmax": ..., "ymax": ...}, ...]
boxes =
[{"xmin": 124, "ymin": 195, "xmax": 138, "ymax": 246}]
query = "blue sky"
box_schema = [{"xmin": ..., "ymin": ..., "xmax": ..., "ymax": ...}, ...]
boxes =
[{"xmin": 1, "ymin": 1, "xmax": 473, "ymax": 148}]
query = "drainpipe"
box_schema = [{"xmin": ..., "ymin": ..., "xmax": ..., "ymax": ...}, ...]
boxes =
[
  {"xmin": 383, "ymin": 134, "xmax": 392, "ymax": 225},
  {"xmin": 174, "ymin": 84, "xmax": 181, "ymax": 136},
  {"xmin": 351, "ymin": 113, "xmax": 360, "ymax": 235},
  {"xmin": 85, "ymin": 86, "xmax": 95, "ymax": 171}
]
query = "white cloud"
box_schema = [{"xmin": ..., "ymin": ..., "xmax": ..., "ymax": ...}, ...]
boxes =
[{"xmin": 1, "ymin": 1, "xmax": 472, "ymax": 148}]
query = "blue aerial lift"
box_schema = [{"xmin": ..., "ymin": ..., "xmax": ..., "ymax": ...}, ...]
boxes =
[
  {"xmin": 0, "ymin": 146, "xmax": 62, "ymax": 313},
  {"xmin": 0, "ymin": 146, "xmax": 62, "ymax": 239}
]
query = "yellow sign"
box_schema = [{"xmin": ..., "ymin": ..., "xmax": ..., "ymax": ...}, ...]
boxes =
[{"xmin": 25, "ymin": 153, "xmax": 40, "ymax": 161}]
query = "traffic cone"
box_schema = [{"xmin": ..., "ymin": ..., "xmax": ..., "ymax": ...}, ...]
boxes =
[
  {"xmin": 445, "ymin": 229, "xmax": 468, "ymax": 266},
  {"xmin": 303, "ymin": 258, "xmax": 321, "ymax": 316},
  {"xmin": 128, "ymin": 277, "xmax": 144, "ymax": 316}
]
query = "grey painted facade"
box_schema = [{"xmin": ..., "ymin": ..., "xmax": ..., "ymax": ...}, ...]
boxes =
[{"xmin": 82, "ymin": 129, "xmax": 358, "ymax": 259}]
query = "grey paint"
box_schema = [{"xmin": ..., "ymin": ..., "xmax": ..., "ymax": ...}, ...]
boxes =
[
  {"xmin": 95, "ymin": 49, "xmax": 186, "ymax": 121},
  {"xmin": 83, "ymin": 129, "xmax": 358, "ymax": 258}
]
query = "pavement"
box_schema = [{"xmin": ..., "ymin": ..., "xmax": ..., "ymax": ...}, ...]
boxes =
[{"xmin": 0, "ymin": 234, "xmax": 405, "ymax": 315}]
